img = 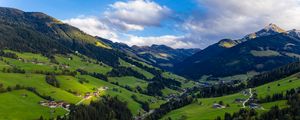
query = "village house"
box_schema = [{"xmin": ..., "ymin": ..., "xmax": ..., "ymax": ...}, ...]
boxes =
[
  {"xmin": 249, "ymin": 103, "xmax": 261, "ymax": 109},
  {"xmin": 212, "ymin": 103, "xmax": 225, "ymax": 109},
  {"xmin": 93, "ymin": 91, "xmax": 99, "ymax": 96},
  {"xmin": 84, "ymin": 92, "xmax": 91, "ymax": 99},
  {"xmin": 39, "ymin": 101, "xmax": 70, "ymax": 109}
]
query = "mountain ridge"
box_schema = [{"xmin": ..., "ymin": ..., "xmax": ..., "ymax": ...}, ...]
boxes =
[
  {"xmin": 98, "ymin": 37, "xmax": 200, "ymax": 70},
  {"xmin": 175, "ymin": 24, "xmax": 300, "ymax": 80}
]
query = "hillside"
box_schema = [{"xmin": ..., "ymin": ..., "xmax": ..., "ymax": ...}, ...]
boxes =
[
  {"xmin": 0, "ymin": 7, "xmax": 197, "ymax": 119},
  {"xmin": 175, "ymin": 24, "xmax": 300, "ymax": 80},
  {"xmin": 0, "ymin": 7, "xmax": 123, "ymax": 67},
  {"xmin": 163, "ymin": 68, "xmax": 300, "ymax": 119},
  {"xmin": 0, "ymin": 49, "xmax": 196, "ymax": 119}
]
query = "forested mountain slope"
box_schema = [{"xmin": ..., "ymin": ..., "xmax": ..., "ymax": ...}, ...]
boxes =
[{"xmin": 175, "ymin": 24, "xmax": 300, "ymax": 80}]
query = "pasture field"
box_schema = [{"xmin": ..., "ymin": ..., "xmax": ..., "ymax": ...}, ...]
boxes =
[
  {"xmin": 162, "ymin": 73, "xmax": 300, "ymax": 120},
  {"xmin": 108, "ymin": 76, "xmax": 148, "ymax": 90},
  {"xmin": 55, "ymin": 54, "xmax": 112, "ymax": 74},
  {"xmin": 119, "ymin": 59, "xmax": 154, "ymax": 79},
  {"xmin": 0, "ymin": 73, "xmax": 81, "ymax": 103},
  {"xmin": 2, "ymin": 57, "xmax": 59, "ymax": 72},
  {"xmin": 0, "ymin": 90, "xmax": 66, "ymax": 120},
  {"xmin": 0, "ymin": 50, "xmax": 170, "ymax": 118}
]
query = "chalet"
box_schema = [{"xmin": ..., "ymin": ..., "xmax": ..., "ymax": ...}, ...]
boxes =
[
  {"xmin": 84, "ymin": 92, "xmax": 91, "ymax": 99},
  {"xmin": 93, "ymin": 92, "xmax": 99, "ymax": 96},
  {"xmin": 212, "ymin": 103, "xmax": 225, "ymax": 109},
  {"xmin": 249, "ymin": 103, "xmax": 261, "ymax": 109}
]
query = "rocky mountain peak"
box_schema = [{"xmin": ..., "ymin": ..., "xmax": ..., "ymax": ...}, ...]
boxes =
[{"xmin": 244, "ymin": 23, "xmax": 286, "ymax": 40}]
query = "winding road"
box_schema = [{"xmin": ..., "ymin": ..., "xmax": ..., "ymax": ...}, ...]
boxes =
[{"xmin": 242, "ymin": 88, "xmax": 252, "ymax": 108}]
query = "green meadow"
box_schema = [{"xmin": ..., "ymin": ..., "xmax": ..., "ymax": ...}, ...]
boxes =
[
  {"xmin": 0, "ymin": 90, "xmax": 66, "ymax": 120},
  {"xmin": 55, "ymin": 54, "xmax": 112, "ymax": 74},
  {"xmin": 162, "ymin": 73, "xmax": 300, "ymax": 120}
]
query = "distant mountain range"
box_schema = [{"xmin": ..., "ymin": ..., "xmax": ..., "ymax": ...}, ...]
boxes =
[
  {"xmin": 174, "ymin": 24, "xmax": 300, "ymax": 80},
  {"xmin": 99, "ymin": 37, "xmax": 200, "ymax": 70}
]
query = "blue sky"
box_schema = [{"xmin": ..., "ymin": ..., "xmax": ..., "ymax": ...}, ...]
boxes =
[{"xmin": 1, "ymin": 0, "xmax": 300, "ymax": 48}]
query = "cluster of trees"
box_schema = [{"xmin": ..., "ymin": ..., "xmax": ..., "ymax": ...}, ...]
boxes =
[
  {"xmin": 108, "ymin": 67, "xmax": 147, "ymax": 80},
  {"xmin": 76, "ymin": 69, "xmax": 108, "ymax": 81},
  {"xmin": 45, "ymin": 74, "xmax": 60, "ymax": 88},
  {"xmin": 0, "ymin": 51, "xmax": 18, "ymax": 59},
  {"xmin": 216, "ymin": 88, "xmax": 300, "ymax": 120},
  {"xmin": 77, "ymin": 77, "xmax": 89, "ymax": 84},
  {"xmin": 248, "ymin": 62, "xmax": 300, "ymax": 87},
  {"xmin": 121, "ymin": 56, "xmax": 162, "ymax": 76},
  {"xmin": 33, "ymin": 69, "xmax": 77, "ymax": 76},
  {"xmin": 2, "ymin": 67, "xmax": 25, "ymax": 73},
  {"xmin": 146, "ymin": 75, "xmax": 181, "ymax": 96},
  {"xmin": 147, "ymin": 81, "xmax": 165, "ymax": 96},
  {"xmin": 58, "ymin": 96, "xmax": 132, "ymax": 120},
  {"xmin": 90, "ymin": 72, "xmax": 108, "ymax": 81},
  {"xmin": 146, "ymin": 96, "xmax": 194, "ymax": 120},
  {"xmin": 0, "ymin": 84, "xmax": 26, "ymax": 93},
  {"xmin": 27, "ymin": 87, "xmax": 54, "ymax": 101},
  {"xmin": 196, "ymin": 82, "xmax": 246, "ymax": 98},
  {"xmin": 259, "ymin": 87, "xmax": 300, "ymax": 103}
]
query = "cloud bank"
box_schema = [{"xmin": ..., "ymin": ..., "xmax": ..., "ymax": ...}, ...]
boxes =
[
  {"xmin": 182, "ymin": 0, "xmax": 300, "ymax": 46},
  {"xmin": 64, "ymin": 0, "xmax": 300, "ymax": 49}
]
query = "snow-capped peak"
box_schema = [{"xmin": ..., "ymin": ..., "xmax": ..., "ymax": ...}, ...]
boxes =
[
  {"xmin": 263, "ymin": 23, "xmax": 286, "ymax": 33},
  {"xmin": 243, "ymin": 23, "xmax": 286, "ymax": 40}
]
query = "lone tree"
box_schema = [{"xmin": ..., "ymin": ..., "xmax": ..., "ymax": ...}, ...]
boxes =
[{"xmin": 45, "ymin": 74, "xmax": 59, "ymax": 88}]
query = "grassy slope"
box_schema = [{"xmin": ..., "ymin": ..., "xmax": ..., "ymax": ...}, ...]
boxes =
[
  {"xmin": 0, "ymin": 90, "xmax": 66, "ymax": 120},
  {"xmin": 3, "ymin": 57, "xmax": 59, "ymax": 72},
  {"xmin": 55, "ymin": 54, "xmax": 112, "ymax": 74},
  {"xmin": 162, "ymin": 72, "xmax": 196, "ymax": 89},
  {"xmin": 108, "ymin": 76, "xmax": 148, "ymax": 90},
  {"xmin": 119, "ymin": 59, "xmax": 154, "ymax": 79},
  {"xmin": 78, "ymin": 75, "xmax": 163, "ymax": 114},
  {"xmin": 4, "ymin": 50, "xmax": 49, "ymax": 62},
  {"xmin": 161, "ymin": 88, "xmax": 180, "ymax": 96},
  {"xmin": 162, "ymin": 74, "xmax": 300, "ymax": 120},
  {"xmin": 0, "ymin": 73, "xmax": 81, "ymax": 103},
  {"xmin": 56, "ymin": 75, "xmax": 93, "ymax": 95},
  {"xmin": 0, "ymin": 50, "xmax": 168, "ymax": 118},
  {"xmin": 2, "ymin": 50, "xmax": 60, "ymax": 73},
  {"xmin": 0, "ymin": 60, "xmax": 11, "ymax": 70}
]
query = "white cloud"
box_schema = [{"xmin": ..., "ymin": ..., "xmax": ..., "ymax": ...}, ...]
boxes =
[
  {"xmin": 62, "ymin": 16, "xmax": 194, "ymax": 48},
  {"xmin": 183, "ymin": 0, "xmax": 300, "ymax": 48},
  {"xmin": 63, "ymin": 0, "xmax": 189, "ymax": 48},
  {"xmin": 105, "ymin": 0, "xmax": 171, "ymax": 28},
  {"xmin": 62, "ymin": 16, "xmax": 119, "ymax": 41},
  {"xmin": 108, "ymin": 19, "xmax": 144, "ymax": 31},
  {"xmin": 123, "ymin": 34, "xmax": 196, "ymax": 48},
  {"xmin": 63, "ymin": 0, "xmax": 300, "ymax": 49}
]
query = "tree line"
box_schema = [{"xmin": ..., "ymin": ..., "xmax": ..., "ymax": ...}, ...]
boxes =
[
  {"xmin": 196, "ymin": 82, "xmax": 246, "ymax": 98},
  {"xmin": 248, "ymin": 62, "xmax": 300, "ymax": 87},
  {"xmin": 107, "ymin": 66, "xmax": 147, "ymax": 80},
  {"xmin": 56, "ymin": 96, "xmax": 133, "ymax": 120}
]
